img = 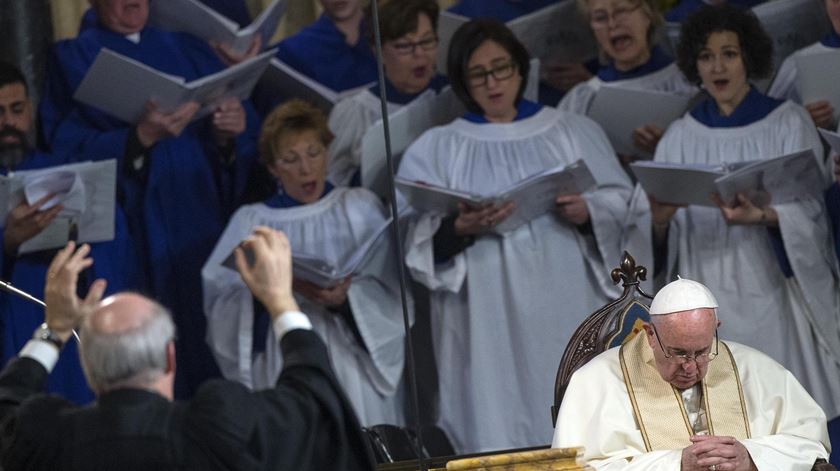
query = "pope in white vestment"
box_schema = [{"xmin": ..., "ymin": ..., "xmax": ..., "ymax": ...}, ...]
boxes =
[
  {"xmin": 553, "ymin": 278, "xmax": 831, "ymax": 471},
  {"xmin": 399, "ymin": 100, "xmax": 632, "ymax": 452}
]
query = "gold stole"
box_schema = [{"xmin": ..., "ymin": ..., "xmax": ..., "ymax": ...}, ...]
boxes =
[{"xmin": 619, "ymin": 333, "xmax": 751, "ymax": 451}]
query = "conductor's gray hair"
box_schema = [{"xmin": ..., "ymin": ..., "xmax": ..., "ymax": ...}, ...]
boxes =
[{"xmin": 79, "ymin": 298, "xmax": 176, "ymax": 393}]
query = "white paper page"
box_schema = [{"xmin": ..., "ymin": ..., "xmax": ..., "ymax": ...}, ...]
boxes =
[
  {"xmin": 23, "ymin": 171, "xmax": 86, "ymax": 216},
  {"xmin": 258, "ymin": 59, "xmax": 372, "ymax": 113},
  {"xmin": 753, "ymin": 0, "xmax": 828, "ymax": 71},
  {"xmin": 361, "ymin": 88, "xmax": 465, "ymax": 197},
  {"xmin": 149, "ymin": 0, "xmax": 239, "ymax": 46},
  {"xmin": 509, "ymin": 0, "xmax": 596, "ymax": 63},
  {"xmin": 185, "ymin": 49, "xmax": 275, "ymax": 119},
  {"xmin": 630, "ymin": 161, "xmax": 727, "ymax": 207},
  {"xmin": 493, "ymin": 160, "xmax": 596, "ymax": 233},
  {"xmin": 395, "ymin": 178, "xmax": 485, "ymax": 215},
  {"xmin": 9, "ymin": 160, "xmax": 117, "ymax": 254},
  {"xmin": 73, "ymin": 49, "xmax": 188, "ymax": 124},
  {"xmin": 588, "ymin": 86, "xmax": 693, "ymax": 157},
  {"xmin": 818, "ymin": 127, "xmax": 840, "ymax": 154},
  {"xmin": 238, "ymin": 0, "xmax": 287, "ymax": 50},
  {"xmin": 796, "ymin": 50, "xmax": 840, "ymax": 121},
  {"xmin": 714, "ymin": 149, "xmax": 823, "ymax": 207}
]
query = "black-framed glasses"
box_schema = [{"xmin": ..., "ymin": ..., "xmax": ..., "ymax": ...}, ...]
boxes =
[
  {"xmin": 589, "ymin": 2, "xmax": 643, "ymax": 29},
  {"xmin": 651, "ymin": 324, "xmax": 719, "ymax": 365},
  {"xmin": 389, "ymin": 36, "xmax": 438, "ymax": 56},
  {"xmin": 466, "ymin": 61, "xmax": 518, "ymax": 88}
]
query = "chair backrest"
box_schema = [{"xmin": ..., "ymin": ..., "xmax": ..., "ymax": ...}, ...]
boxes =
[{"xmin": 551, "ymin": 252, "xmax": 653, "ymax": 426}]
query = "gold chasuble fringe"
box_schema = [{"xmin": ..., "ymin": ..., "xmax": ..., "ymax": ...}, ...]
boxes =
[{"xmin": 618, "ymin": 333, "xmax": 750, "ymax": 451}]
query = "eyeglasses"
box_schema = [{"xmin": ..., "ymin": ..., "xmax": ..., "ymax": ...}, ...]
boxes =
[
  {"xmin": 589, "ymin": 2, "xmax": 643, "ymax": 29},
  {"xmin": 466, "ymin": 61, "xmax": 518, "ymax": 88},
  {"xmin": 651, "ymin": 324, "xmax": 719, "ymax": 365},
  {"xmin": 389, "ymin": 36, "xmax": 438, "ymax": 56}
]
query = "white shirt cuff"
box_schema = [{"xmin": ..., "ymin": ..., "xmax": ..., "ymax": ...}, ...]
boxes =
[
  {"xmin": 272, "ymin": 311, "xmax": 313, "ymax": 340},
  {"xmin": 20, "ymin": 340, "xmax": 60, "ymax": 372}
]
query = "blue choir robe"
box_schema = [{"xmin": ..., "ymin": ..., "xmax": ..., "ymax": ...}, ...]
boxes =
[
  {"xmin": 828, "ymin": 182, "xmax": 840, "ymax": 264},
  {"xmin": 274, "ymin": 14, "xmax": 378, "ymax": 92},
  {"xmin": 447, "ymin": 0, "xmax": 558, "ymax": 21},
  {"xmin": 79, "ymin": 1, "xmax": 252, "ymax": 32},
  {"xmin": 39, "ymin": 24, "xmax": 261, "ymax": 398},
  {"xmin": 0, "ymin": 151, "xmax": 139, "ymax": 405},
  {"xmin": 665, "ymin": 0, "xmax": 765, "ymax": 22}
]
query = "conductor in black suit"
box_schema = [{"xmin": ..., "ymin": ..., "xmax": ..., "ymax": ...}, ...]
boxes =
[{"xmin": 0, "ymin": 227, "xmax": 375, "ymax": 471}]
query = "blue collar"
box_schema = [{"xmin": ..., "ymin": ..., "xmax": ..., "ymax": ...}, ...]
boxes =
[
  {"xmin": 597, "ymin": 46, "xmax": 673, "ymax": 82},
  {"xmin": 369, "ymin": 74, "xmax": 448, "ymax": 105},
  {"xmin": 689, "ymin": 87, "xmax": 784, "ymax": 128},
  {"xmin": 822, "ymin": 29, "xmax": 840, "ymax": 48},
  {"xmin": 264, "ymin": 181, "xmax": 334, "ymax": 208},
  {"xmin": 463, "ymin": 99, "xmax": 543, "ymax": 123}
]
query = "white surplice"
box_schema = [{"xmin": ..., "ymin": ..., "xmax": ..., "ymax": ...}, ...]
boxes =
[
  {"xmin": 622, "ymin": 100, "xmax": 840, "ymax": 419},
  {"xmin": 201, "ymin": 187, "xmax": 411, "ymax": 425},
  {"xmin": 557, "ymin": 63, "xmax": 696, "ymax": 115},
  {"xmin": 327, "ymin": 88, "xmax": 438, "ymax": 187},
  {"xmin": 767, "ymin": 42, "xmax": 833, "ymax": 103},
  {"xmin": 552, "ymin": 341, "xmax": 831, "ymax": 470},
  {"xmin": 397, "ymin": 106, "xmax": 633, "ymax": 453}
]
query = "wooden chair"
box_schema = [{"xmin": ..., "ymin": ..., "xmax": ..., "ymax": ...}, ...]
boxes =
[{"xmin": 551, "ymin": 251, "xmax": 653, "ymax": 426}]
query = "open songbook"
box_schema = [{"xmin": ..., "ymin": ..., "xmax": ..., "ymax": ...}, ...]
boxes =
[
  {"xmin": 796, "ymin": 50, "xmax": 840, "ymax": 122},
  {"xmin": 587, "ymin": 86, "xmax": 694, "ymax": 157},
  {"xmin": 0, "ymin": 160, "xmax": 117, "ymax": 254},
  {"xmin": 149, "ymin": 0, "xmax": 286, "ymax": 54},
  {"xmin": 255, "ymin": 59, "xmax": 373, "ymax": 114},
  {"xmin": 437, "ymin": 0, "xmax": 596, "ymax": 74},
  {"xmin": 818, "ymin": 127, "xmax": 840, "ymax": 154},
  {"xmin": 396, "ymin": 159, "xmax": 596, "ymax": 234},
  {"xmin": 630, "ymin": 149, "xmax": 824, "ymax": 207},
  {"xmin": 73, "ymin": 48, "xmax": 275, "ymax": 124},
  {"xmin": 222, "ymin": 217, "xmax": 394, "ymax": 287}
]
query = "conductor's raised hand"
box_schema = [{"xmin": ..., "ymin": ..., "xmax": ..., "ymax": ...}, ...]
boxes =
[
  {"xmin": 454, "ymin": 201, "xmax": 515, "ymax": 236},
  {"xmin": 44, "ymin": 242, "xmax": 107, "ymax": 343},
  {"xmin": 555, "ymin": 193, "xmax": 590, "ymax": 226},
  {"xmin": 235, "ymin": 226, "xmax": 299, "ymax": 318},
  {"xmin": 136, "ymin": 100, "xmax": 200, "ymax": 148},
  {"xmin": 3, "ymin": 193, "xmax": 63, "ymax": 256}
]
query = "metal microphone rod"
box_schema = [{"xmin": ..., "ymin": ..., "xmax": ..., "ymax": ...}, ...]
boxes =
[
  {"xmin": 370, "ymin": 1, "xmax": 428, "ymax": 469},
  {"xmin": 0, "ymin": 279, "xmax": 81, "ymax": 343}
]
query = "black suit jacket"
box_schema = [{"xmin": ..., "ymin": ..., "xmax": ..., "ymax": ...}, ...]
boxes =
[{"xmin": 0, "ymin": 330, "xmax": 376, "ymax": 471}]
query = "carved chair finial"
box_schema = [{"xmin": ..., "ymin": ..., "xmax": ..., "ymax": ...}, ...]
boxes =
[{"xmin": 610, "ymin": 251, "xmax": 647, "ymax": 287}]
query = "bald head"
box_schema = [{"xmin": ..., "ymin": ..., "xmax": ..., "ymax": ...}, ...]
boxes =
[{"xmin": 80, "ymin": 293, "xmax": 176, "ymax": 396}]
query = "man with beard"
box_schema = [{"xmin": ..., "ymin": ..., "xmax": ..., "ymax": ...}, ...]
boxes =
[
  {"xmin": 38, "ymin": 0, "xmax": 260, "ymax": 398},
  {"xmin": 0, "ymin": 62, "xmax": 138, "ymax": 404}
]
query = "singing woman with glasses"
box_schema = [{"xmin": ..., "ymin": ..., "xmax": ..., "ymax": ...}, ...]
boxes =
[
  {"xmin": 623, "ymin": 5, "xmax": 840, "ymax": 421},
  {"xmin": 558, "ymin": 0, "xmax": 695, "ymax": 158},
  {"xmin": 327, "ymin": 0, "xmax": 447, "ymax": 187},
  {"xmin": 397, "ymin": 19, "xmax": 632, "ymax": 453}
]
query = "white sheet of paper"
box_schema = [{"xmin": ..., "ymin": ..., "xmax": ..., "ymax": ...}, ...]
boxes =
[
  {"xmin": 361, "ymin": 87, "xmax": 466, "ymax": 198},
  {"xmin": 2, "ymin": 160, "xmax": 117, "ymax": 254},
  {"xmin": 436, "ymin": 0, "xmax": 595, "ymax": 74},
  {"xmin": 588, "ymin": 86, "xmax": 693, "ymax": 157},
  {"xmin": 818, "ymin": 127, "xmax": 840, "ymax": 154},
  {"xmin": 149, "ymin": 0, "xmax": 286, "ymax": 54},
  {"xmin": 796, "ymin": 50, "xmax": 840, "ymax": 121},
  {"xmin": 631, "ymin": 161, "xmax": 727, "ymax": 207},
  {"xmin": 23, "ymin": 171, "xmax": 86, "ymax": 216},
  {"xmin": 714, "ymin": 149, "xmax": 823, "ymax": 206},
  {"xmin": 73, "ymin": 48, "xmax": 274, "ymax": 124},
  {"xmin": 256, "ymin": 58, "xmax": 372, "ymax": 114}
]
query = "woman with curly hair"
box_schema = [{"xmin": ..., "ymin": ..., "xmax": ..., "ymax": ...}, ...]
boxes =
[{"xmin": 623, "ymin": 4, "xmax": 840, "ymax": 420}]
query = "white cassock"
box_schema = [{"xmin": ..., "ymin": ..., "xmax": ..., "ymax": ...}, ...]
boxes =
[
  {"xmin": 622, "ymin": 99, "xmax": 840, "ymax": 419},
  {"xmin": 557, "ymin": 63, "xmax": 696, "ymax": 115},
  {"xmin": 201, "ymin": 187, "xmax": 411, "ymax": 425},
  {"xmin": 327, "ymin": 87, "xmax": 440, "ymax": 187},
  {"xmin": 552, "ymin": 341, "xmax": 831, "ymax": 470},
  {"xmin": 397, "ymin": 106, "xmax": 633, "ymax": 453},
  {"xmin": 767, "ymin": 42, "xmax": 835, "ymax": 103}
]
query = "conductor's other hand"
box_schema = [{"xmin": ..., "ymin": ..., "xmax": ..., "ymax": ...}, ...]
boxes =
[
  {"xmin": 44, "ymin": 242, "xmax": 107, "ymax": 343},
  {"xmin": 235, "ymin": 226, "xmax": 300, "ymax": 319}
]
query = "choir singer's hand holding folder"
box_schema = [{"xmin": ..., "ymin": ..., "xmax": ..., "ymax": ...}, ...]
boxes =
[
  {"xmin": 396, "ymin": 159, "xmax": 596, "ymax": 234},
  {"xmin": 221, "ymin": 217, "xmax": 393, "ymax": 288},
  {"xmin": 149, "ymin": 0, "xmax": 286, "ymax": 55},
  {"xmin": 73, "ymin": 48, "xmax": 276, "ymax": 124},
  {"xmin": 796, "ymin": 50, "xmax": 840, "ymax": 122},
  {"xmin": 630, "ymin": 149, "xmax": 824, "ymax": 207},
  {"xmin": 0, "ymin": 160, "xmax": 117, "ymax": 254}
]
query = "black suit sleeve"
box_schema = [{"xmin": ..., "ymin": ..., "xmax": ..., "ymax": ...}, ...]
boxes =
[
  {"xmin": 0, "ymin": 357, "xmax": 49, "ymax": 424},
  {"xmin": 185, "ymin": 329, "xmax": 376, "ymax": 471}
]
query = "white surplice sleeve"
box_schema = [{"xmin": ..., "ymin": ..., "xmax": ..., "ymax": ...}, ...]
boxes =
[
  {"xmin": 557, "ymin": 78, "xmax": 598, "ymax": 115},
  {"xmin": 327, "ymin": 92, "xmax": 378, "ymax": 187},
  {"xmin": 201, "ymin": 206, "xmax": 260, "ymax": 388}
]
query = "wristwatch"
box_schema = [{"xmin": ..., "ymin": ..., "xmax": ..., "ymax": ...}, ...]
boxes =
[{"xmin": 32, "ymin": 323, "xmax": 64, "ymax": 350}]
